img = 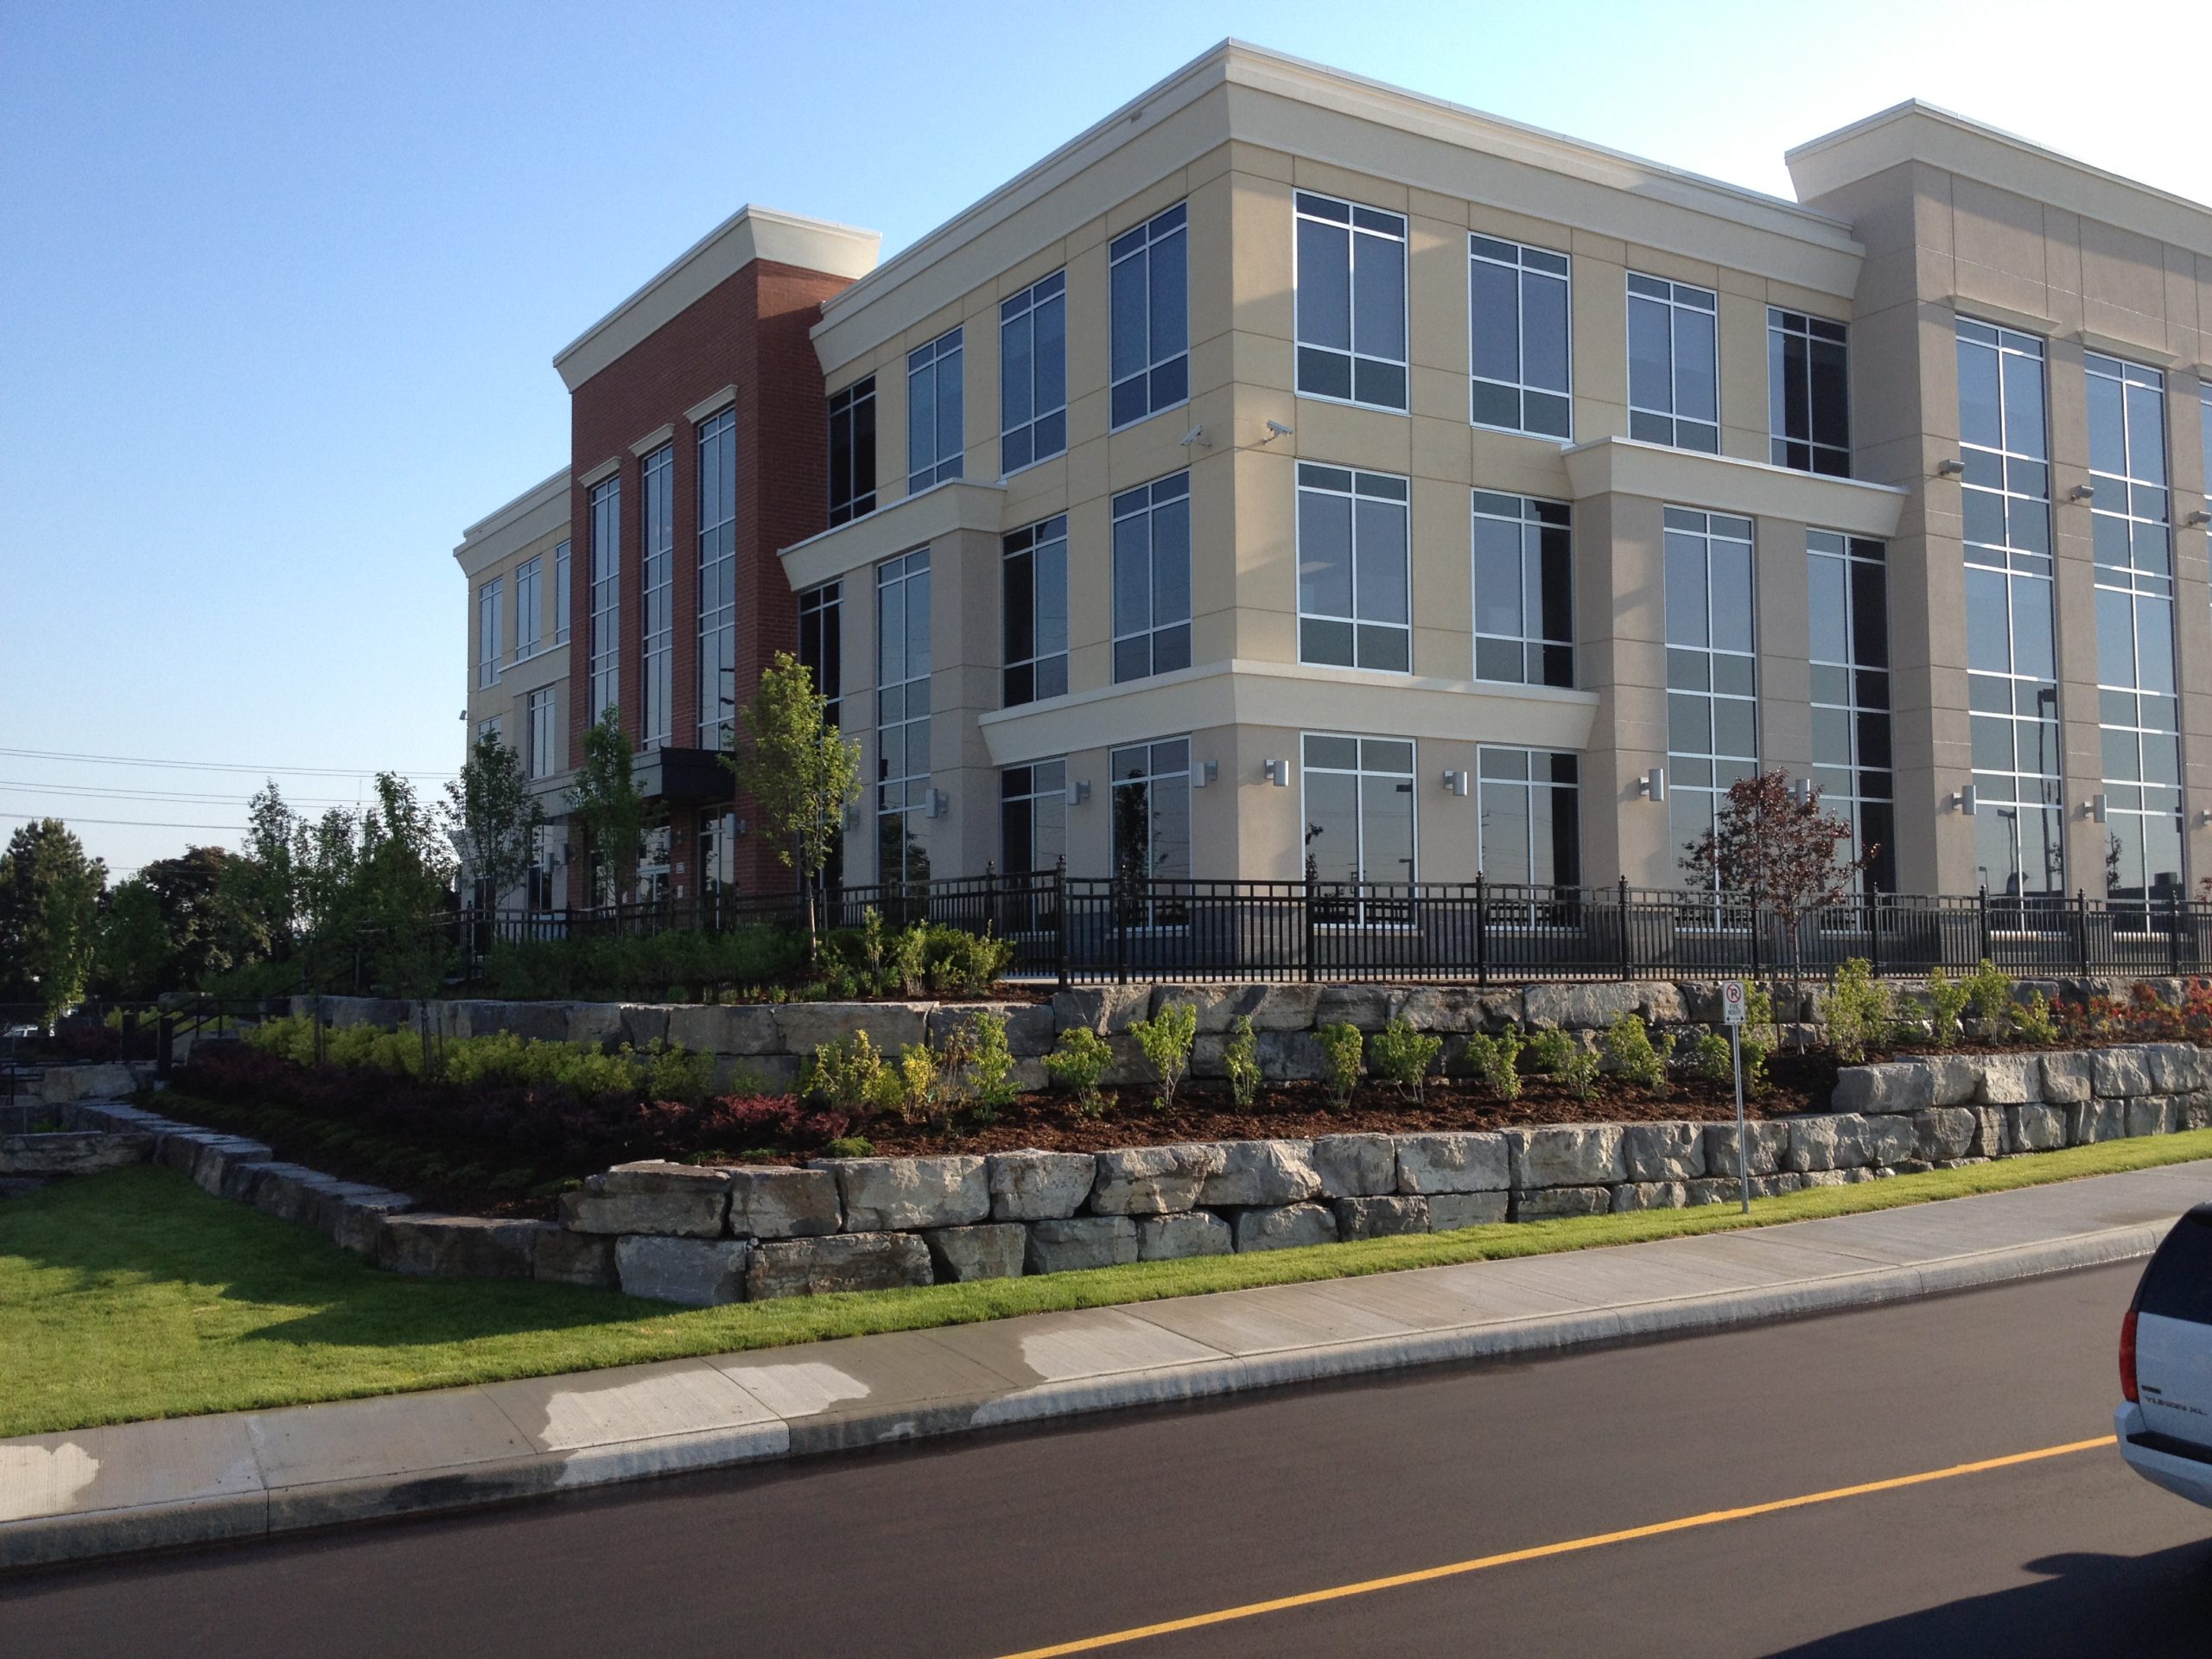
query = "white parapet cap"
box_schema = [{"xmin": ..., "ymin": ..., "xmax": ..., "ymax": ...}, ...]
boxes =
[
  {"xmin": 812, "ymin": 38, "xmax": 1866, "ymax": 373},
  {"xmin": 1786, "ymin": 99, "xmax": 2212, "ymax": 257},
  {"xmin": 552, "ymin": 206, "xmax": 882, "ymax": 391},
  {"xmin": 452, "ymin": 467, "xmax": 571, "ymax": 574}
]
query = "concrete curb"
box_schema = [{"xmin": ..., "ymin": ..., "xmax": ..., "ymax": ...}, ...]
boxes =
[{"xmin": 0, "ymin": 1202, "xmax": 2174, "ymax": 1573}]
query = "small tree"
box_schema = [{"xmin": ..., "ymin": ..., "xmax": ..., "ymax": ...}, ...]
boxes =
[
  {"xmin": 0, "ymin": 819, "xmax": 106, "ymax": 1019},
  {"xmin": 94, "ymin": 877, "xmax": 173, "ymax": 998},
  {"xmin": 727, "ymin": 652, "xmax": 861, "ymax": 961},
  {"xmin": 217, "ymin": 784, "xmax": 300, "ymax": 967},
  {"xmin": 446, "ymin": 733, "xmax": 543, "ymax": 910},
  {"xmin": 1682, "ymin": 770, "xmax": 1873, "ymax": 1038},
  {"xmin": 567, "ymin": 709, "xmax": 645, "ymax": 906}
]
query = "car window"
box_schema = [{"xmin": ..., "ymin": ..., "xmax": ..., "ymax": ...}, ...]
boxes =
[{"xmin": 2140, "ymin": 1211, "xmax": 2212, "ymax": 1325}]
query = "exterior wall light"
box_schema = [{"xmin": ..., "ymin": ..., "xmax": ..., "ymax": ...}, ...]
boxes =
[
  {"xmin": 1264, "ymin": 758, "xmax": 1292, "ymax": 787},
  {"xmin": 1638, "ymin": 767, "xmax": 1667, "ymax": 802},
  {"xmin": 1441, "ymin": 768, "xmax": 1469, "ymax": 798}
]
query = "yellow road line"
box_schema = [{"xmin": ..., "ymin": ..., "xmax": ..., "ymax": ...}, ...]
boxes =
[{"xmin": 994, "ymin": 1433, "xmax": 2117, "ymax": 1658}]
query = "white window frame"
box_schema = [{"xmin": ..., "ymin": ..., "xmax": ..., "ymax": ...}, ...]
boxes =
[
  {"xmin": 512, "ymin": 557, "xmax": 542, "ymax": 661},
  {"xmin": 1108, "ymin": 202, "xmax": 1189, "ymax": 432},
  {"xmin": 999, "ymin": 270, "xmax": 1066, "ymax": 476},
  {"xmin": 1468, "ymin": 235, "xmax": 1572, "ymax": 440},
  {"xmin": 906, "ymin": 328, "xmax": 964, "ymax": 493},
  {"xmin": 1294, "ymin": 463, "xmax": 1410, "ymax": 673},
  {"xmin": 476, "ymin": 577, "xmax": 503, "ymax": 689},
  {"xmin": 1627, "ymin": 274, "xmax": 1719, "ymax": 453},
  {"xmin": 1293, "ymin": 190, "xmax": 1409, "ymax": 414}
]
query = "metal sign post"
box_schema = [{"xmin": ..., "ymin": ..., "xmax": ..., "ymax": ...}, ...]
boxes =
[{"xmin": 1721, "ymin": 979, "xmax": 1750, "ymax": 1215}]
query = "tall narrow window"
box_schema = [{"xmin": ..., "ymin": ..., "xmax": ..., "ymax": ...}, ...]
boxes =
[
  {"xmin": 1663, "ymin": 507, "xmax": 1758, "ymax": 865},
  {"xmin": 476, "ymin": 577, "xmax": 502, "ymax": 690},
  {"xmin": 1769, "ymin": 309, "xmax": 1850, "ymax": 476},
  {"xmin": 1110, "ymin": 738, "xmax": 1190, "ymax": 894},
  {"xmin": 875, "ymin": 550, "xmax": 931, "ymax": 887},
  {"xmin": 1628, "ymin": 275, "xmax": 1719, "ymax": 452},
  {"xmin": 639, "ymin": 444, "xmax": 673, "ymax": 749},
  {"xmin": 1302, "ymin": 735, "xmax": 1417, "ymax": 897},
  {"xmin": 1294, "ymin": 191, "xmax": 1408, "ymax": 411},
  {"xmin": 525, "ymin": 687, "xmax": 556, "ymax": 780},
  {"xmin": 1476, "ymin": 747, "xmax": 1580, "ymax": 888},
  {"xmin": 1109, "ymin": 203, "xmax": 1188, "ymax": 429},
  {"xmin": 1001, "ymin": 760, "xmax": 1066, "ymax": 875},
  {"xmin": 513, "ymin": 557, "xmax": 542, "ymax": 660},
  {"xmin": 1000, "ymin": 272, "xmax": 1066, "ymax": 474},
  {"xmin": 906, "ymin": 328, "xmax": 964, "ymax": 493},
  {"xmin": 554, "ymin": 539, "xmax": 571, "ymax": 644},
  {"xmin": 1808, "ymin": 531, "xmax": 1894, "ymax": 893},
  {"xmin": 798, "ymin": 580, "xmax": 844, "ymax": 894},
  {"xmin": 588, "ymin": 477, "xmax": 620, "ymax": 720},
  {"xmin": 1469, "ymin": 236, "xmax": 1571, "ymax": 438},
  {"xmin": 1471, "ymin": 491, "xmax": 1573, "ymax": 687},
  {"xmin": 2088, "ymin": 351, "xmax": 2181, "ymax": 910},
  {"xmin": 1296, "ymin": 463, "xmax": 1409, "ymax": 671},
  {"xmin": 828, "ymin": 376, "xmax": 877, "ymax": 526},
  {"xmin": 1002, "ymin": 514, "xmax": 1068, "ymax": 707},
  {"xmin": 1110, "ymin": 472, "xmax": 1192, "ymax": 683},
  {"xmin": 696, "ymin": 408, "xmax": 737, "ymax": 748},
  {"xmin": 1957, "ymin": 318, "xmax": 2062, "ymax": 898}
]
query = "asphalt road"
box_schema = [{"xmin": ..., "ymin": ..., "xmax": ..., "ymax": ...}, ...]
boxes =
[{"xmin": 4, "ymin": 1262, "xmax": 2208, "ymax": 1656}]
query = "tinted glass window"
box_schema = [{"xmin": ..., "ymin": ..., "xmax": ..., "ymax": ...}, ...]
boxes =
[{"xmin": 2141, "ymin": 1212, "xmax": 2212, "ymax": 1324}]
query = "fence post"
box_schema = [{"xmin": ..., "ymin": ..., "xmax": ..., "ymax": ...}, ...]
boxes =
[
  {"xmin": 1305, "ymin": 855, "xmax": 1319, "ymax": 985},
  {"xmin": 2075, "ymin": 888, "xmax": 2088, "ymax": 978},
  {"xmin": 983, "ymin": 860, "xmax": 998, "ymax": 940},
  {"xmin": 1475, "ymin": 873, "xmax": 1488, "ymax": 989},
  {"xmin": 1618, "ymin": 876, "xmax": 1631, "ymax": 982},
  {"xmin": 2169, "ymin": 885, "xmax": 2183, "ymax": 978},
  {"xmin": 1053, "ymin": 855, "xmax": 1070, "ymax": 991},
  {"xmin": 156, "ymin": 1014, "xmax": 174, "ymax": 1081},
  {"xmin": 1866, "ymin": 880, "xmax": 1882, "ymax": 978},
  {"xmin": 1114, "ymin": 869, "xmax": 1129, "ymax": 987},
  {"xmin": 1748, "ymin": 887, "xmax": 1761, "ymax": 986},
  {"xmin": 1977, "ymin": 885, "xmax": 1992, "ymax": 966}
]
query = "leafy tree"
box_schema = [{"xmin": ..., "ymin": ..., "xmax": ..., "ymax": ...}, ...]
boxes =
[
  {"xmin": 727, "ymin": 652, "xmax": 861, "ymax": 959},
  {"xmin": 141, "ymin": 846, "xmax": 245, "ymax": 987},
  {"xmin": 218, "ymin": 785, "xmax": 301, "ymax": 967},
  {"xmin": 93, "ymin": 877, "xmax": 171, "ymax": 998},
  {"xmin": 446, "ymin": 733, "xmax": 543, "ymax": 910},
  {"xmin": 567, "ymin": 709, "xmax": 645, "ymax": 906},
  {"xmin": 0, "ymin": 819, "xmax": 106, "ymax": 1019},
  {"xmin": 353, "ymin": 772, "xmax": 458, "ymax": 1000}
]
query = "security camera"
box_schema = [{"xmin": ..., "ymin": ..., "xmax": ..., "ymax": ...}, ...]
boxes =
[
  {"xmin": 1179, "ymin": 424, "xmax": 1206, "ymax": 448},
  {"xmin": 1266, "ymin": 420, "xmax": 1293, "ymax": 438}
]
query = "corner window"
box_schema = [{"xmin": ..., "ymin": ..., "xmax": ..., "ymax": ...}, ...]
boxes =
[
  {"xmin": 828, "ymin": 376, "xmax": 877, "ymax": 527},
  {"xmin": 513, "ymin": 557, "xmax": 542, "ymax": 660},
  {"xmin": 1002, "ymin": 514, "xmax": 1068, "ymax": 707},
  {"xmin": 1294, "ymin": 192, "xmax": 1408, "ymax": 411},
  {"xmin": 1109, "ymin": 203, "xmax": 1188, "ymax": 429},
  {"xmin": 476, "ymin": 576, "xmax": 503, "ymax": 689},
  {"xmin": 1000, "ymin": 272, "xmax": 1066, "ymax": 474},
  {"xmin": 1110, "ymin": 472, "xmax": 1192, "ymax": 683},
  {"xmin": 1469, "ymin": 236, "xmax": 1570, "ymax": 438},
  {"xmin": 1663, "ymin": 506, "xmax": 1758, "ymax": 864},
  {"xmin": 1628, "ymin": 275, "xmax": 1719, "ymax": 453},
  {"xmin": 1471, "ymin": 491, "xmax": 1573, "ymax": 688},
  {"xmin": 1301, "ymin": 734, "xmax": 1416, "ymax": 890},
  {"xmin": 1476, "ymin": 747, "xmax": 1580, "ymax": 888},
  {"xmin": 1769, "ymin": 309, "xmax": 1849, "ymax": 476},
  {"xmin": 1296, "ymin": 463, "xmax": 1409, "ymax": 672},
  {"xmin": 1110, "ymin": 738, "xmax": 1190, "ymax": 889},
  {"xmin": 906, "ymin": 329, "xmax": 964, "ymax": 493}
]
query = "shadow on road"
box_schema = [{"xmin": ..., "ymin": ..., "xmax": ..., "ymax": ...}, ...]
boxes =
[{"xmin": 1773, "ymin": 1543, "xmax": 2212, "ymax": 1656}]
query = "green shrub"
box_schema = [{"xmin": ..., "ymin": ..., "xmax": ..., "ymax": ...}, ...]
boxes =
[
  {"xmin": 963, "ymin": 1010, "xmax": 1017, "ymax": 1121},
  {"xmin": 820, "ymin": 1135, "xmax": 874, "ymax": 1160},
  {"xmin": 1316, "ymin": 1021, "xmax": 1363, "ymax": 1110},
  {"xmin": 1925, "ymin": 966, "xmax": 1971, "ymax": 1048},
  {"xmin": 1223, "ymin": 1014, "xmax": 1262, "ymax": 1111},
  {"xmin": 1823, "ymin": 958, "xmax": 1896, "ymax": 1064},
  {"xmin": 1042, "ymin": 1027, "xmax": 1113, "ymax": 1117},
  {"xmin": 1368, "ymin": 1018, "xmax": 1443, "ymax": 1103},
  {"xmin": 1686, "ymin": 1031, "xmax": 1734, "ymax": 1084},
  {"xmin": 2015, "ymin": 988, "xmax": 2059, "ymax": 1045},
  {"xmin": 804, "ymin": 1031, "xmax": 896, "ymax": 1118},
  {"xmin": 893, "ymin": 1043, "xmax": 941, "ymax": 1124},
  {"xmin": 1963, "ymin": 958, "xmax": 2014, "ymax": 1039},
  {"xmin": 1560, "ymin": 1047, "xmax": 1601, "ymax": 1100},
  {"xmin": 1128, "ymin": 1001, "xmax": 1197, "ymax": 1113},
  {"xmin": 1521, "ymin": 1027, "xmax": 1577, "ymax": 1075},
  {"xmin": 1461, "ymin": 1025, "xmax": 1522, "ymax": 1101},
  {"xmin": 247, "ymin": 1014, "xmax": 720, "ymax": 1104},
  {"xmin": 1602, "ymin": 1012, "xmax": 1674, "ymax": 1092}
]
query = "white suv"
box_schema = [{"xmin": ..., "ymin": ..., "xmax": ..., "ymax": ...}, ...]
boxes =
[{"xmin": 2117, "ymin": 1205, "xmax": 2212, "ymax": 1507}]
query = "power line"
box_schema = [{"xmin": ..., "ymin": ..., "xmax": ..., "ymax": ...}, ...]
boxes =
[
  {"xmin": 0, "ymin": 780, "xmax": 369, "ymax": 807},
  {"xmin": 1, "ymin": 811, "xmax": 243, "ymax": 832},
  {"xmin": 0, "ymin": 747, "xmax": 456, "ymax": 779}
]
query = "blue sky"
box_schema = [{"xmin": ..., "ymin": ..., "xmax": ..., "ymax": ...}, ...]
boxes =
[{"xmin": 3, "ymin": 0, "xmax": 2202, "ymax": 877}]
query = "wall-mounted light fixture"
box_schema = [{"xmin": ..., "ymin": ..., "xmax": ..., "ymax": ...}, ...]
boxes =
[
  {"xmin": 924, "ymin": 789, "xmax": 949, "ymax": 820},
  {"xmin": 1638, "ymin": 767, "xmax": 1667, "ymax": 802},
  {"xmin": 1789, "ymin": 778, "xmax": 1814, "ymax": 806},
  {"xmin": 1953, "ymin": 783, "xmax": 1978, "ymax": 816},
  {"xmin": 1064, "ymin": 779, "xmax": 1090, "ymax": 807},
  {"xmin": 1935, "ymin": 458, "xmax": 1966, "ymax": 479},
  {"xmin": 842, "ymin": 805, "xmax": 863, "ymax": 831},
  {"xmin": 1192, "ymin": 760, "xmax": 1219, "ymax": 788},
  {"xmin": 1264, "ymin": 757, "xmax": 1292, "ymax": 788},
  {"xmin": 1179, "ymin": 424, "xmax": 1209, "ymax": 449},
  {"xmin": 2087, "ymin": 793, "xmax": 2108, "ymax": 824},
  {"xmin": 1440, "ymin": 768, "xmax": 1469, "ymax": 798}
]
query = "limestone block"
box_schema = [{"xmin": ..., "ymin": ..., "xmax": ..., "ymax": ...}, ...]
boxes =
[
  {"xmin": 1513, "ymin": 1185, "xmax": 1611, "ymax": 1219},
  {"xmin": 380, "ymin": 1214, "xmax": 542, "ymax": 1280},
  {"xmin": 726, "ymin": 1166, "xmax": 842, "ymax": 1240},
  {"xmin": 665, "ymin": 1003, "xmax": 784, "ymax": 1056},
  {"xmin": 1967, "ymin": 1105, "xmax": 2010, "ymax": 1159},
  {"xmin": 616, "ymin": 1236, "xmax": 750, "ymax": 1305},
  {"xmin": 1230, "ymin": 1202, "xmax": 1338, "ymax": 1252},
  {"xmin": 333, "ymin": 1190, "xmax": 415, "ymax": 1257},
  {"xmin": 1701, "ymin": 1121, "xmax": 1792, "ymax": 1178},
  {"xmin": 1621, "ymin": 1122, "xmax": 1705, "ymax": 1183},
  {"xmin": 1427, "ymin": 1192, "xmax": 1510, "ymax": 1230},
  {"xmin": 1685, "ymin": 1173, "xmax": 1804, "ymax": 1205},
  {"xmin": 1389, "ymin": 987, "xmax": 1523, "ymax": 1033},
  {"xmin": 2069, "ymin": 1100, "xmax": 2127, "ymax": 1144},
  {"xmin": 824, "ymin": 1155, "xmax": 989, "ymax": 1230},
  {"xmin": 928, "ymin": 1002, "xmax": 1054, "ymax": 1058},
  {"xmin": 1611, "ymin": 1181, "xmax": 1688, "ymax": 1211},
  {"xmin": 1975, "ymin": 1054, "xmax": 2043, "ymax": 1104},
  {"xmin": 2149, "ymin": 1045, "xmax": 2209, "ymax": 1095},
  {"xmin": 1831, "ymin": 1064, "xmax": 1935, "ymax": 1115},
  {"xmin": 2186, "ymin": 1093, "xmax": 2212, "ymax": 1131},
  {"xmin": 0, "ymin": 1131, "xmax": 153, "ymax": 1176},
  {"xmin": 776, "ymin": 1001, "xmax": 930, "ymax": 1056},
  {"xmin": 1313, "ymin": 1133, "xmax": 1398, "ymax": 1197},
  {"xmin": 987, "ymin": 1149, "xmax": 1096, "ymax": 1220},
  {"xmin": 923, "ymin": 1224, "xmax": 1028, "ymax": 1282},
  {"xmin": 1506, "ymin": 1124, "xmax": 1626, "ymax": 1188},
  {"xmin": 1049, "ymin": 986, "xmax": 1154, "ymax": 1034},
  {"xmin": 2094, "ymin": 1047, "xmax": 2155, "ymax": 1098},
  {"xmin": 1198, "ymin": 1141, "xmax": 1320, "ymax": 1207},
  {"xmin": 746, "ymin": 1232, "xmax": 931, "ymax": 1300},
  {"xmin": 2040, "ymin": 1052, "xmax": 2093, "ymax": 1104},
  {"xmin": 1523, "ymin": 982, "xmax": 1644, "ymax": 1032},
  {"xmin": 1910, "ymin": 1055, "xmax": 1984, "ymax": 1106},
  {"xmin": 1314, "ymin": 984, "xmax": 1394, "ymax": 1031},
  {"xmin": 1785, "ymin": 1115, "xmax": 1874, "ymax": 1173},
  {"xmin": 619, "ymin": 1005, "xmax": 671, "ymax": 1049},
  {"xmin": 1913, "ymin": 1108, "xmax": 1979, "ymax": 1164},
  {"xmin": 2126, "ymin": 1096, "xmax": 2183, "ymax": 1139},
  {"xmin": 2007, "ymin": 1103, "xmax": 2067, "ymax": 1153},
  {"xmin": 1088, "ymin": 1144, "xmax": 1227, "ymax": 1214},
  {"xmin": 559, "ymin": 1161, "xmax": 730, "ymax": 1238},
  {"xmin": 1864, "ymin": 1116, "xmax": 1919, "ymax": 1167},
  {"xmin": 566, "ymin": 1002, "xmax": 626, "ymax": 1046},
  {"xmin": 1026, "ymin": 1216, "xmax": 1139, "ymax": 1273},
  {"xmin": 1254, "ymin": 1029, "xmax": 1327, "ymax": 1082},
  {"xmin": 189, "ymin": 1137, "xmax": 271, "ymax": 1197},
  {"xmin": 1395, "ymin": 1132, "xmax": 1510, "ymax": 1194},
  {"xmin": 1135, "ymin": 1211, "xmax": 1233, "ymax": 1261},
  {"xmin": 535, "ymin": 1230, "xmax": 618, "ymax": 1289},
  {"xmin": 1333, "ymin": 1196, "xmax": 1430, "ymax": 1238}
]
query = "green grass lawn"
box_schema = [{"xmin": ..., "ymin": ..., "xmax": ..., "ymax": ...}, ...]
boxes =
[{"xmin": 6, "ymin": 1134, "xmax": 2210, "ymax": 1441}]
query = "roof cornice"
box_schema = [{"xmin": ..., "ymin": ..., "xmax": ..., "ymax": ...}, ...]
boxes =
[{"xmin": 453, "ymin": 467, "xmax": 570, "ymax": 572}]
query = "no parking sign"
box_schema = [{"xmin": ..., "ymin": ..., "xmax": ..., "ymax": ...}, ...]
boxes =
[{"xmin": 1721, "ymin": 980, "xmax": 1749, "ymax": 1212}]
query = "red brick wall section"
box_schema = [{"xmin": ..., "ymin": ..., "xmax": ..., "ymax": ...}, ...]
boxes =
[{"xmin": 564, "ymin": 256, "xmax": 853, "ymax": 898}]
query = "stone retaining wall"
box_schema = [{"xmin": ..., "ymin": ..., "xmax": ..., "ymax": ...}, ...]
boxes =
[{"xmin": 64, "ymin": 1039, "xmax": 2212, "ymax": 1306}]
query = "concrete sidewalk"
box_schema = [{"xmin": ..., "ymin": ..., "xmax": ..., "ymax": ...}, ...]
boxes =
[{"xmin": 5, "ymin": 1161, "xmax": 2206, "ymax": 1571}]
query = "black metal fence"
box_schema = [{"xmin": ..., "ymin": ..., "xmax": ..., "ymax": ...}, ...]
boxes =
[{"xmin": 454, "ymin": 869, "xmax": 2212, "ymax": 989}]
